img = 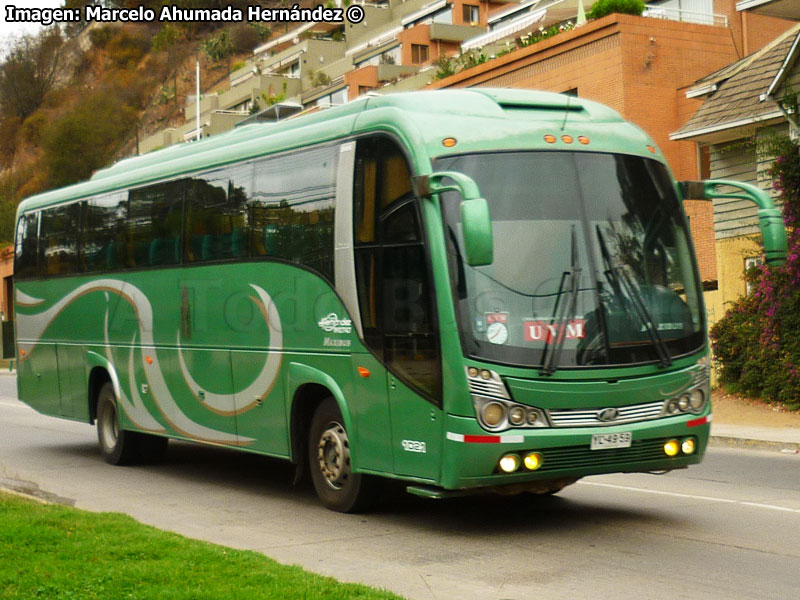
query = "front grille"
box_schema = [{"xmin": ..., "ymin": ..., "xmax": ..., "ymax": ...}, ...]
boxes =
[
  {"xmin": 538, "ymin": 439, "xmax": 669, "ymax": 472},
  {"xmin": 547, "ymin": 400, "xmax": 665, "ymax": 427}
]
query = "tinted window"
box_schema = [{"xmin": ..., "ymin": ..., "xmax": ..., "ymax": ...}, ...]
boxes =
[
  {"xmin": 84, "ymin": 192, "xmax": 127, "ymax": 272},
  {"xmin": 353, "ymin": 136, "xmax": 441, "ymax": 401},
  {"xmin": 185, "ymin": 164, "xmax": 251, "ymax": 263},
  {"xmin": 40, "ymin": 203, "xmax": 82, "ymax": 276},
  {"xmin": 14, "ymin": 212, "xmax": 39, "ymax": 280},
  {"xmin": 128, "ymin": 181, "xmax": 184, "ymax": 267},
  {"xmin": 249, "ymin": 146, "xmax": 337, "ymax": 280}
]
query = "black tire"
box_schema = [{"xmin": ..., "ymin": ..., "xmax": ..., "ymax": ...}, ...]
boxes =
[
  {"xmin": 308, "ymin": 398, "xmax": 377, "ymax": 513},
  {"xmin": 96, "ymin": 382, "xmax": 141, "ymax": 465}
]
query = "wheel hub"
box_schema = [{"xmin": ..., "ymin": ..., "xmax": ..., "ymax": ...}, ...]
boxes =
[
  {"xmin": 101, "ymin": 403, "xmax": 118, "ymax": 450},
  {"xmin": 317, "ymin": 422, "xmax": 350, "ymax": 489}
]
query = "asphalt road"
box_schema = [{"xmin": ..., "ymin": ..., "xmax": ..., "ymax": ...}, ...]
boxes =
[{"xmin": 2, "ymin": 372, "xmax": 799, "ymax": 600}]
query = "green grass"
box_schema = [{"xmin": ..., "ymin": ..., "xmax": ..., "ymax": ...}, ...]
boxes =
[{"xmin": 0, "ymin": 492, "xmax": 404, "ymax": 600}]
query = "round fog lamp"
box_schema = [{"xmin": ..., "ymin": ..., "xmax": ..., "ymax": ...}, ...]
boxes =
[
  {"xmin": 482, "ymin": 402, "xmax": 505, "ymax": 427},
  {"xmin": 523, "ymin": 452, "xmax": 543, "ymax": 471},
  {"xmin": 499, "ymin": 453, "xmax": 521, "ymax": 473},
  {"xmin": 681, "ymin": 438, "xmax": 696, "ymax": 455},
  {"xmin": 689, "ymin": 389, "xmax": 705, "ymax": 410},
  {"xmin": 663, "ymin": 439, "xmax": 680, "ymax": 457},
  {"xmin": 509, "ymin": 406, "xmax": 526, "ymax": 426}
]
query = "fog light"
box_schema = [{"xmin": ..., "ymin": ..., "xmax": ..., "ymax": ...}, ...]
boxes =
[
  {"xmin": 482, "ymin": 402, "xmax": 505, "ymax": 427},
  {"xmin": 499, "ymin": 453, "xmax": 521, "ymax": 473},
  {"xmin": 523, "ymin": 452, "xmax": 543, "ymax": 471},
  {"xmin": 664, "ymin": 439, "xmax": 680, "ymax": 457},
  {"xmin": 509, "ymin": 406, "xmax": 526, "ymax": 426},
  {"xmin": 681, "ymin": 437, "xmax": 696, "ymax": 455},
  {"xmin": 689, "ymin": 389, "xmax": 705, "ymax": 411}
]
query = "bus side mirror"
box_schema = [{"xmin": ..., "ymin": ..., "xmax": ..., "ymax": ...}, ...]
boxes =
[
  {"xmin": 414, "ymin": 171, "xmax": 494, "ymax": 267},
  {"xmin": 679, "ymin": 179, "xmax": 788, "ymax": 267}
]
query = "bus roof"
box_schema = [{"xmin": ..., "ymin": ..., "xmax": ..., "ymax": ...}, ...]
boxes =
[{"xmin": 17, "ymin": 89, "xmax": 660, "ymax": 214}]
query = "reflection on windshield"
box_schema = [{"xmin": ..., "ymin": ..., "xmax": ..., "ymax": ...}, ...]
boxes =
[{"xmin": 438, "ymin": 151, "xmax": 703, "ymax": 370}]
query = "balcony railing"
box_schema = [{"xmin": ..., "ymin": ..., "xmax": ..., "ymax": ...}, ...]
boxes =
[{"xmin": 643, "ymin": 4, "xmax": 728, "ymax": 27}]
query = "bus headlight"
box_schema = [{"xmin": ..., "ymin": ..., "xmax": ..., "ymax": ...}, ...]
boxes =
[
  {"xmin": 523, "ymin": 452, "xmax": 543, "ymax": 471},
  {"xmin": 499, "ymin": 453, "xmax": 520, "ymax": 473},
  {"xmin": 688, "ymin": 389, "xmax": 705, "ymax": 412},
  {"xmin": 509, "ymin": 406, "xmax": 526, "ymax": 426},
  {"xmin": 662, "ymin": 386, "xmax": 707, "ymax": 417},
  {"xmin": 663, "ymin": 439, "xmax": 680, "ymax": 456},
  {"xmin": 482, "ymin": 402, "xmax": 506, "ymax": 428}
]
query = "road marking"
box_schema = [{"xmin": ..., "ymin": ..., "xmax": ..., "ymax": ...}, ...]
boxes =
[{"xmin": 579, "ymin": 481, "xmax": 800, "ymax": 514}]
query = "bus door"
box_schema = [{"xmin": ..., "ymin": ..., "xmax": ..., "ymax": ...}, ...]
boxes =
[{"xmin": 353, "ymin": 136, "xmax": 442, "ymax": 481}]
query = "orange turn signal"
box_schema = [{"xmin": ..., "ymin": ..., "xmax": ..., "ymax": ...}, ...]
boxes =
[{"xmin": 357, "ymin": 367, "xmax": 370, "ymax": 378}]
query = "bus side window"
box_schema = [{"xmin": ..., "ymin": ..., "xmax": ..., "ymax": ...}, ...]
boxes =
[
  {"xmin": 249, "ymin": 146, "xmax": 338, "ymax": 281},
  {"xmin": 353, "ymin": 136, "xmax": 441, "ymax": 401},
  {"xmin": 39, "ymin": 203, "xmax": 82, "ymax": 276},
  {"xmin": 14, "ymin": 212, "xmax": 40, "ymax": 280},
  {"xmin": 84, "ymin": 192, "xmax": 127, "ymax": 272},
  {"xmin": 128, "ymin": 181, "xmax": 184, "ymax": 268},
  {"xmin": 184, "ymin": 163, "xmax": 250, "ymax": 263}
]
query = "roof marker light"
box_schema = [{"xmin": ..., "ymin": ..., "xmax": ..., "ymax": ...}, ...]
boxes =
[
  {"xmin": 442, "ymin": 138, "xmax": 457, "ymax": 147},
  {"xmin": 578, "ymin": 136, "xmax": 590, "ymax": 145},
  {"xmin": 561, "ymin": 135, "xmax": 574, "ymax": 144},
  {"xmin": 647, "ymin": 145, "xmax": 657, "ymax": 154},
  {"xmin": 544, "ymin": 134, "xmax": 557, "ymax": 144}
]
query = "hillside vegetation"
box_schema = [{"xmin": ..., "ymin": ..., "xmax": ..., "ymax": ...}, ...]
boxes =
[{"xmin": 0, "ymin": 0, "xmax": 281, "ymax": 244}]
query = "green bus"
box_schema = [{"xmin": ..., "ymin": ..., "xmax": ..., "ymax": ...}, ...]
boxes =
[{"xmin": 13, "ymin": 89, "xmax": 786, "ymax": 511}]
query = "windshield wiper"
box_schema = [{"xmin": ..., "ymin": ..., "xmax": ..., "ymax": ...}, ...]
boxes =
[
  {"xmin": 595, "ymin": 226, "xmax": 672, "ymax": 368},
  {"xmin": 540, "ymin": 226, "xmax": 581, "ymax": 376}
]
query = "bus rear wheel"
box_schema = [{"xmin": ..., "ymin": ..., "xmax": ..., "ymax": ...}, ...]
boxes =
[
  {"xmin": 308, "ymin": 398, "xmax": 376, "ymax": 513},
  {"xmin": 96, "ymin": 382, "xmax": 167, "ymax": 465}
]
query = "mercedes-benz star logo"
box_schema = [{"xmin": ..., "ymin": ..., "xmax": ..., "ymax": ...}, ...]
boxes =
[{"xmin": 597, "ymin": 408, "xmax": 619, "ymax": 422}]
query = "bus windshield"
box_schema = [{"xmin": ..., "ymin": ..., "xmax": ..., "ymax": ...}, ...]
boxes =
[{"xmin": 438, "ymin": 151, "xmax": 704, "ymax": 370}]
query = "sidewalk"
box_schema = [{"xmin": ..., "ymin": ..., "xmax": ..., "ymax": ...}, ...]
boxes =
[{"xmin": 710, "ymin": 390, "xmax": 800, "ymax": 453}]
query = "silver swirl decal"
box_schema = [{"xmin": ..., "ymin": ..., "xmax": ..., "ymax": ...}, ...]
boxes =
[
  {"xmin": 16, "ymin": 279, "xmax": 256, "ymax": 445},
  {"xmin": 176, "ymin": 284, "xmax": 282, "ymax": 415}
]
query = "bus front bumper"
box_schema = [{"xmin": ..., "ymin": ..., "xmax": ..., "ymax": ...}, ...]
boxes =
[{"xmin": 438, "ymin": 412, "xmax": 711, "ymax": 490}]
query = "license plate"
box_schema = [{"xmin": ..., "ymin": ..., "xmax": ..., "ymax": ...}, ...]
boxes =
[{"xmin": 590, "ymin": 432, "xmax": 632, "ymax": 450}]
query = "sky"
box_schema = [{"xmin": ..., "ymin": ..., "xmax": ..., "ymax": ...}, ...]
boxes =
[{"xmin": 1, "ymin": 1, "xmax": 65, "ymax": 47}]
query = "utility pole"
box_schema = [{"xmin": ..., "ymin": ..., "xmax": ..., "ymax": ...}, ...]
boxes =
[{"xmin": 196, "ymin": 57, "xmax": 201, "ymax": 142}]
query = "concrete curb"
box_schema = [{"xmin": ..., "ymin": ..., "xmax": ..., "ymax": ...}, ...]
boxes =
[
  {"xmin": 0, "ymin": 487, "xmax": 53, "ymax": 505},
  {"xmin": 710, "ymin": 435, "xmax": 800, "ymax": 454}
]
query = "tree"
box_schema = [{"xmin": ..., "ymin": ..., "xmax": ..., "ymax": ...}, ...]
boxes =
[{"xmin": 0, "ymin": 30, "xmax": 64, "ymax": 121}]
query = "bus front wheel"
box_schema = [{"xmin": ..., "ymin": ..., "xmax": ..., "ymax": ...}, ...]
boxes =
[
  {"xmin": 96, "ymin": 382, "xmax": 168, "ymax": 465},
  {"xmin": 308, "ymin": 398, "xmax": 376, "ymax": 512}
]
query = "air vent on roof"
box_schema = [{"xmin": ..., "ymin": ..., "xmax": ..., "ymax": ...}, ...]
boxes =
[{"xmin": 473, "ymin": 89, "xmax": 584, "ymax": 112}]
